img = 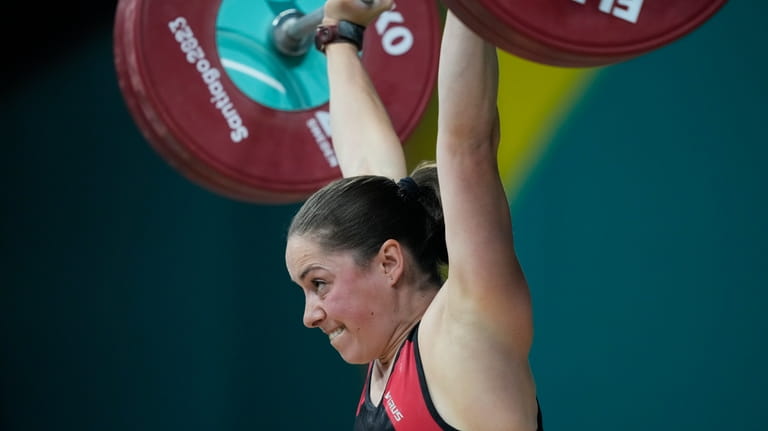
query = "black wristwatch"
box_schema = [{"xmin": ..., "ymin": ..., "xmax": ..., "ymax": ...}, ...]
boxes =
[{"xmin": 314, "ymin": 20, "xmax": 366, "ymax": 53}]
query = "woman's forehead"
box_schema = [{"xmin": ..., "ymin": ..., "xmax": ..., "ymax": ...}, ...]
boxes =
[
  {"xmin": 286, "ymin": 236, "xmax": 344, "ymax": 273},
  {"xmin": 286, "ymin": 236, "xmax": 318, "ymax": 266},
  {"xmin": 286, "ymin": 234, "xmax": 323, "ymax": 258},
  {"xmin": 287, "ymin": 235, "xmax": 367, "ymax": 273}
]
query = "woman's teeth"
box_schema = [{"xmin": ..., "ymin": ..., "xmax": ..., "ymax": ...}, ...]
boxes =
[{"xmin": 328, "ymin": 327, "xmax": 344, "ymax": 340}]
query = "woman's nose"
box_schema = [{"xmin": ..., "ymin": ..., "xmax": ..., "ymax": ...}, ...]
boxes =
[{"xmin": 303, "ymin": 295, "xmax": 325, "ymax": 328}]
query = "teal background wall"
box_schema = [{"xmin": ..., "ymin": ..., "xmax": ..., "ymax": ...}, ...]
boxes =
[
  {"xmin": 517, "ymin": 1, "xmax": 767, "ymax": 429},
  {"xmin": 2, "ymin": 1, "xmax": 765, "ymax": 430}
]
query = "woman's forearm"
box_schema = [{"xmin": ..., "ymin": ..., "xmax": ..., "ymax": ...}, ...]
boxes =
[
  {"xmin": 325, "ymin": 42, "xmax": 406, "ymax": 178},
  {"xmin": 436, "ymin": 11, "xmax": 500, "ymax": 152}
]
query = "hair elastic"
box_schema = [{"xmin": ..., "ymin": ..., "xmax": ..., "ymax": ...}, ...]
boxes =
[{"xmin": 397, "ymin": 176, "xmax": 420, "ymax": 200}]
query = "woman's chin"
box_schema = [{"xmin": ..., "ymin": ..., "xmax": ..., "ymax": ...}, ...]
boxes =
[{"xmin": 337, "ymin": 349, "xmax": 371, "ymax": 365}]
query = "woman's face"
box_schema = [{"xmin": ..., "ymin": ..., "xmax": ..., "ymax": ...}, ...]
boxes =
[{"xmin": 285, "ymin": 235, "xmax": 395, "ymax": 364}]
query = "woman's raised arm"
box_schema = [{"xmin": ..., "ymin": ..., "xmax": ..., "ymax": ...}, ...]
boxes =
[
  {"xmin": 435, "ymin": 11, "xmax": 533, "ymax": 351},
  {"xmin": 321, "ymin": 0, "xmax": 407, "ymax": 179}
]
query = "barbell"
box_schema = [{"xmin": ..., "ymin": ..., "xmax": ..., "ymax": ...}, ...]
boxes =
[{"xmin": 113, "ymin": 0, "xmax": 727, "ymax": 203}]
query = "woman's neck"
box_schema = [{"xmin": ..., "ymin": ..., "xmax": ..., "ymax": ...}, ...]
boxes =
[{"xmin": 376, "ymin": 286, "xmax": 436, "ymax": 368}]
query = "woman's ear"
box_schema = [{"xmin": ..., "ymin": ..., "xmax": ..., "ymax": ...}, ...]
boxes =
[{"xmin": 378, "ymin": 239, "xmax": 404, "ymax": 286}]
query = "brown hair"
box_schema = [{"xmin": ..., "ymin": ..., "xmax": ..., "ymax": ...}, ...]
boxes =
[{"xmin": 288, "ymin": 162, "xmax": 447, "ymax": 286}]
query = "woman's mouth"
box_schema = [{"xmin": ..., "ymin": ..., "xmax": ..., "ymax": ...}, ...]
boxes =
[{"xmin": 328, "ymin": 327, "xmax": 345, "ymax": 341}]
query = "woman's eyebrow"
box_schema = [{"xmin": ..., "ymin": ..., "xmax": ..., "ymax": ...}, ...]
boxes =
[{"xmin": 298, "ymin": 264, "xmax": 323, "ymax": 281}]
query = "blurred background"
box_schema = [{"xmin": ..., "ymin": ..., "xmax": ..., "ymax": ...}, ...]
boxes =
[{"xmin": 2, "ymin": 1, "xmax": 766, "ymax": 430}]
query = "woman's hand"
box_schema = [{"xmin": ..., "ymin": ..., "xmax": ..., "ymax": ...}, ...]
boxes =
[{"xmin": 322, "ymin": 0, "xmax": 394, "ymax": 27}]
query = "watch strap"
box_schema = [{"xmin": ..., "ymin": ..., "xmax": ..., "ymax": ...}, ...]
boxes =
[{"xmin": 315, "ymin": 20, "xmax": 366, "ymax": 53}]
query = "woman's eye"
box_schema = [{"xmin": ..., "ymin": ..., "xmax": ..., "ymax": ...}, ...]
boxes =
[{"xmin": 312, "ymin": 280, "xmax": 327, "ymax": 292}]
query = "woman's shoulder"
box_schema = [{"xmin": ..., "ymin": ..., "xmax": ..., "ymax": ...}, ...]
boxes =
[{"xmin": 415, "ymin": 285, "xmax": 539, "ymax": 430}]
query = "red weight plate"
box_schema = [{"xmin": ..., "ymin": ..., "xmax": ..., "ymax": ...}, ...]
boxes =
[
  {"xmin": 115, "ymin": 0, "xmax": 263, "ymax": 202},
  {"xmin": 114, "ymin": 0, "xmax": 440, "ymax": 203},
  {"xmin": 443, "ymin": 0, "xmax": 728, "ymax": 67},
  {"xmin": 114, "ymin": 1, "xmax": 227, "ymax": 199}
]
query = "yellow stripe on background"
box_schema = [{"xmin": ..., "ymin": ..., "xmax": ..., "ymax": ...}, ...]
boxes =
[
  {"xmin": 497, "ymin": 52, "xmax": 595, "ymax": 198},
  {"xmin": 405, "ymin": 51, "xmax": 596, "ymax": 200}
]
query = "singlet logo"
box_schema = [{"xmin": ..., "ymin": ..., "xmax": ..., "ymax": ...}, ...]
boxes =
[{"xmin": 384, "ymin": 391, "xmax": 404, "ymax": 422}]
